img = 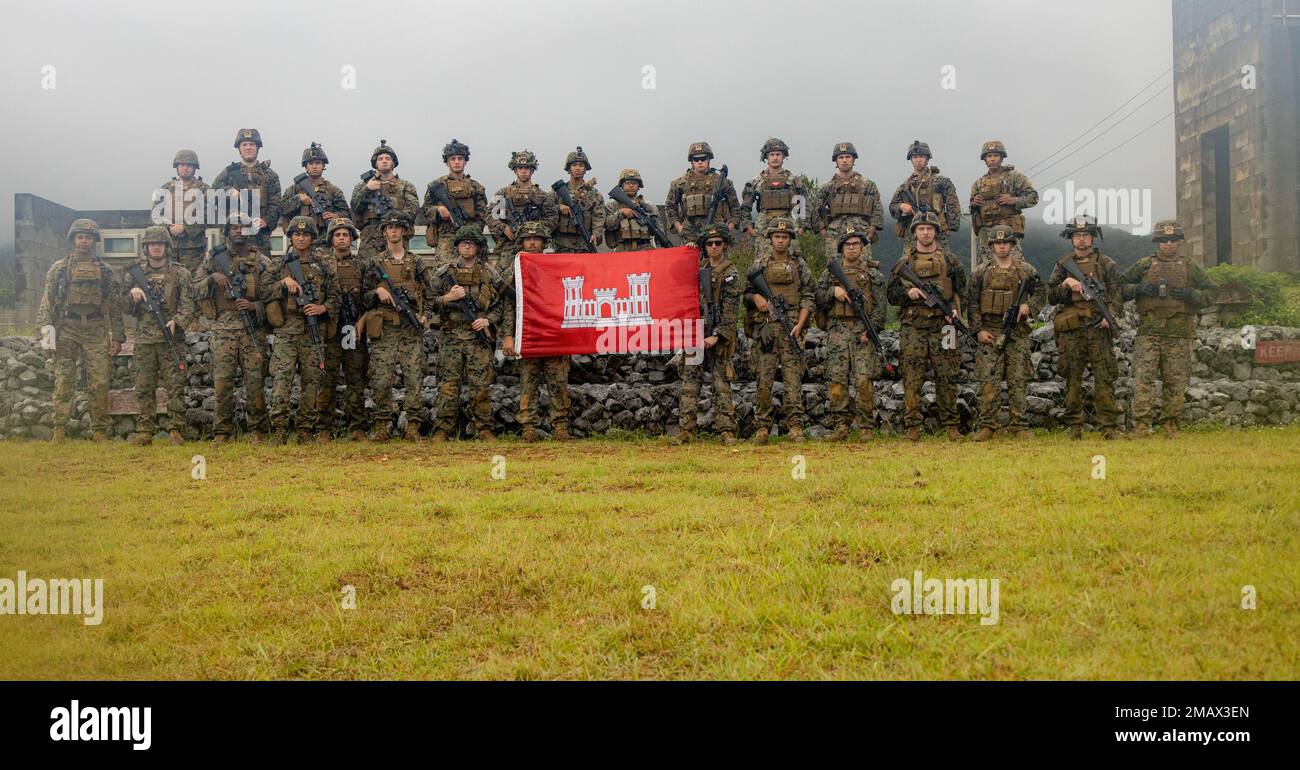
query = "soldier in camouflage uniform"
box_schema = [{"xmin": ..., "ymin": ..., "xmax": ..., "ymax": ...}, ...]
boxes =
[
  {"xmin": 261, "ymin": 217, "xmax": 340, "ymax": 444},
  {"xmin": 742, "ymin": 138, "xmax": 807, "ymax": 260},
  {"xmin": 604, "ymin": 168, "xmax": 664, "ymax": 252},
  {"xmin": 213, "ymin": 128, "xmax": 281, "ymax": 254},
  {"xmin": 423, "ymin": 138, "xmax": 490, "ymax": 260},
  {"xmin": 315, "ymin": 217, "xmax": 370, "ymax": 442},
  {"xmin": 665, "ymin": 141, "xmax": 740, "ymax": 246},
  {"xmin": 153, "ymin": 149, "xmax": 210, "ymax": 272},
  {"xmin": 191, "ymin": 216, "xmax": 272, "ymax": 444},
  {"xmin": 674, "ymin": 223, "xmax": 743, "ymax": 446},
  {"xmin": 123, "ymin": 226, "xmax": 196, "ymax": 445},
  {"xmin": 970, "ymin": 140, "xmax": 1037, "ymax": 263},
  {"xmin": 279, "ymin": 142, "xmax": 351, "ymax": 248},
  {"xmin": 497, "ymin": 222, "xmax": 573, "ymax": 441},
  {"xmin": 888, "ymin": 140, "xmax": 961, "ymax": 248},
  {"xmin": 1119, "ymin": 220, "xmax": 1217, "ymax": 438},
  {"xmin": 1047, "ymin": 215, "xmax": 1122, "ymax": 440},
  {"xmin": 350, "ymin": 140, "xmax": 420, "ymax": 259},
  {"xmin": 360, "ymin": 210, "xmax": 434, "ymax": 441},
  {"xmin": 744, "ymin": 217, "xmax": 813, "ymax": 444},
  {"xmin": 552, "ymin": 146, "xmax": 606, "ymax": 254},
  {"xmin": 887, "ymin": 211, "xmax": 968, "ymax": 442},
  {"xmin": 489, "ymin": 150, "xmax": 559, "ymax": 269},
  {"xmin": 813, "ymin": 142, "xmax": 885, "ymax": 264},
  {"xmin": 36, "ymin": 219, "xmax": 125, "ymax": 443},
  {"xmin": 816, "ymin": 226, "xmax": 887, "ymax": 441},
  {"xmin": 967, "ymin": 223, "xmax": 1046, "ymax": 441},
  {"xmin": 428, "ymin": 225, "xmax": 505, "ymax": 442}
]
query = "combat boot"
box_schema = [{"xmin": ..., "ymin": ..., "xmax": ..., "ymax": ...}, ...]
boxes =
[
  {"xmin": 1161, "ymin": 424, "xmax": 1179, "ymax": 439},
  {"xmin": 477, "ymin": 430, "xmax": 496, "ymax": 442},
  {"xmin": 857, "ymin": 429, "xmax": 874, "ymax": 443},
  {"xmin": 520, "ymin": 427, "xmax": 537, "ymax": 443},
  {"xmin": 670, "ymin": 431, "xmax": 692, "ymax": 446},
  {"xmin": 267, "ymin": 432, "xmax": 286, "ymax": 446},
  {"xmin": 1101, "ymin": 428, "xmax": 1121, "ymax": 440},
  {"xmin": 1130, "ymin": 422, "xmax": 1151, "ymax": 438},
  {"xmin": 720, "ymin": 432, "xmax": 737, "ymax": 446},
  {"xmin": 788, "ymin": 426, "xmax": 805, "ymax": 444},
  {"xmin": 128, "ymin": 432, "xmax": 153, "ymax": 446},
  {"xmin": 249, "ymin": 431, "xmax": 267, "ymax": 444},
  {"xmin": 350, "ymin": 429, "xmax": 367, "ymax": 442},
  {"xmin": 1067, "ymin": 426, "xmax": 1083, "ymax": 440},
  {"xmin": 90, "ymin": 431, "xmax": 108, "ymax": 443},
  {"xmin": 946, "ymin": 426, "xmax": 962, "ymax": 442},
  {"xmin": 552, "ymin": 425, "xmax": 573, "ymax": 442},
  {"xmin": 403, "ymin": 424, "xmax": 421, "ymax": 442},
  {"xmin": 212, "ymin": 435, "xmax": 228, "ymax": 446},
  {"xmin": 429, "ymin": 430, "xmax": 449, "ymax": 443},
  {"xmin": 826, "ymin": 425, "xmax": 850, "ymax": 441},
  {"xmin": 970, "ymin": 427, "xmax": 995, "ymax": 442},
  {"xmin": 1012, "ymin": 429, "xmax": 1034, "ymax": 440},
  {"xmin": 50, "ymin": 427, "xmax": 65, "ymax": 444},
  {"xmin": 169, "ymin": 430, "xmax": 184, "ymax": 446},
  {"xmin": 905, "ymin": 427, "xmax": 921, "ymax": 442},
  {"xmin": 751, "ymin": 427, "xmax": 769, "ymax": 446},
  {"xmin": 315, "ymin": 432, "xmax": 333, "ymax": 444},
  {"xmin": 370, "ymin": 425, "xmax": 390, "ymax": 442}
]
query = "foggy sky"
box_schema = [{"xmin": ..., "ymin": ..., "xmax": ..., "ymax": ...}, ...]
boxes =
[{"xmin": 0, "ymin": 0, "xmax": 1176, "ymax": 246}]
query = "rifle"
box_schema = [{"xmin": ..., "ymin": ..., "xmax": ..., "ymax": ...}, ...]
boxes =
[
  {"xmin": 997, "ymin": 274, "xmax": 1033, "ymax": 356},
  {"xmin": 826, "ymin": 259, "xmax": 894, "ymax": 375},
  {"xmin": 1061, "ymin": 256, "xmax": 1119, "ymax": 332},
  {"xmin": 429, "ymin": 180, "xmax": 468, "ymax": 229},
  {"xmin": 126, "ymin": 264, "xmax": 186, "ymax": 372},
  {"xmin": 705, "ymin": 165, "xmax": 730, "ymax": 226},
  {"xmin": 209, "ymin": 244, "xmax": 264, "ymax": 359},
  {"xmin": 283, "ymin": 252, "xmax": 326, "ymax": 369},
  {"xmin": 360, "ymin": 170, "xmax": 394, "ymax": 221},
  {"xmin": 745, "ymin": 267, "xmax": 804, "ymax": 361},
  {"xmin": 895, "ymin": 258, "xmax": 975, "ymax": 341},
  {"xmin": 551, "ymin": 180, "xmax": 596, "ymax": 251},
  {"xmin": 697, "ymin": 266, "xmax": 720, "ymax": 371},
  {"xmin": 367, "ymin": 264, "xmax": 423, "ymax": 331},
  {"xmin": 293, "ymin": 173, "xmax": 328, "ymax": 217},
  {"xmin": 448, "ymin": 271, "xmax": 493, "ymax": 345},
  {"xmin": 608, "ymin": 186, "xmax": 673, "ymax": 248},
  {"xmin": 225, "ymin": 162, "xmax": 249, "ymax": 191}
]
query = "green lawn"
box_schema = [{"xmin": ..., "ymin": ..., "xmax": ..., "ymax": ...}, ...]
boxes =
[{"xmin": 1, "ymin": 427, "xmax": 1297, "ymax": 680}]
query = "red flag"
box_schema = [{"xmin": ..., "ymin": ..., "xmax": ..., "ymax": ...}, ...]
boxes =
[{"xmin": 514, "ymin": 246, "xmax": 703, "ymax": 358}]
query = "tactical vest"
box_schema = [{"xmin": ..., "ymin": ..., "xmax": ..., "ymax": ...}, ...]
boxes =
[
  {"xmin": 333, "ymin": 254, "xmax": 363, "ymax": 298},
  {"xmin": 64, "ymin": 256, "xmax": 110, "ymax": 317},
  {"xmin": 282, "ymin": 252, "xmax": 321, "ymax": 318},
  {"xmin": 902, "ymin": 250, "xmax": 953, "ymax": 321},
  {"xmin": 442, "ymin": 262, "xmax": 496, "ymax": 328},
  {"xmin": 826, "ymin": 176, "xmax": 874, "ymax": 218},
  {"xmin": 213, "ymin": 252, "xmax": 260, "ymax": 314},
  {"xmin": 1135, "ymin": 257, "xmax": 1189, "ymax": 318},
  {"xmin": 757, "ymin": 173, "xmax": 794, "ymax": 214},
  {"xmin": 139, "ymin": 263, "xmax": 181, "ymax": 316},
  {"xmin": 557, "ymin": 183, "xmax": 594, "ymax": 235},
  {"xmin": 295, "ymin": 177, "xmax": 331, "ymax": 218},
  {"xmin": 618, "ymin": 197, "xmax": 652, "ymax": 241},
  {"xmin": 905, "ymin": 172, "xmax": 948, "ymax": 231},
  {"xmin": 506, "ymin": 183, "xmax": 546, "ymax": 217},
  {"xmin": 363, "ymin": 177, "xmax": 411, "ymax": 226},
  {"xmin": 376, "ymin": 252, "xmax": 420, "ymax": 326},
  {"xmin": 978, "ymin": 261, "xmax": 1020, "ymax": 320},
  {"xmin": 762, "ymin": 256, "xmax": 800, "ymax": 307},
  {"xmin": 975, "ymin": 171, "xmax": 1023, "ymax": 231},
  {"xmin": 831, "ymin": 258, "xmax": 874, "ymax": 319},
  {"xmin": 445, "ymin": 177, "xmax": 477, "ymax": 218},
  {"xmin": 1053, "ymin": 252, "xmax": 1104, "ymax": 332},
  {"xmin": 682, "ymin": 172, "xmax": 719, "ymax": 218}
]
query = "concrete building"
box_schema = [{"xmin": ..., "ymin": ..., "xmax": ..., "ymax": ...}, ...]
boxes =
[{"xmin": 1173, "ymin": 0, "xmax": 1300, "ymax": 270}]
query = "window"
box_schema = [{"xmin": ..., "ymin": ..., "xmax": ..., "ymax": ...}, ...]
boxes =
[
  {"xmin": 270, "ymin": 235, "xmax": 285, "ymax": 255},
  {"xmin": 102, "ymin": 237, "xmax": 136, "ymax": 255},
  {"xmin": 409, "ymin": 235, "xmax": 431, "ymax": 252}
]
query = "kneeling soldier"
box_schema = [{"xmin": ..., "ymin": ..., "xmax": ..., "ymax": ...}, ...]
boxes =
[
  {"xmin": 429, "ymin": 224, "xmax": 505, "ymax": 441},
  {"xmin": 968, "ymin": 223, "xmax": 1045, "ymax": 441},
  {"xmin": 125, "ymin": 226, "xmax": 196, "ymax": 445},
  {"xmin": 817, "ymin": 226, "xmax": 887, "ymax": 441},
  {"xmin": 676, "ymin": 223, "xmax": 743, "ymax": 445}
]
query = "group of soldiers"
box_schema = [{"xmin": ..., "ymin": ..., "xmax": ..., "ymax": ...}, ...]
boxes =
[{"xmin": 34, "ymin": 130, "xmax": 1217, "ymax": 445}]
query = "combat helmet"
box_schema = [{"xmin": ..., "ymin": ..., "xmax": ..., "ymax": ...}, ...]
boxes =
[
  {"xmin": 832, "ymin": 142, "xmax": 858, "ymax": 161},
  {"xmin": 173, "ymin": 149, "xmax": 200, "ymax": 169},
  {"xmin": 66, "ymin": 218, "xmax": 101, "ymax": 242},
  {"xmin": 688, "ymin": 141, "xmax": 714, "ymax": 161},
  {"xmin": 1152, "ymin": 220, "xmax": 1185, "ymax": 242},
  {"xmin": 837, "ymin": 226, "xmax": 869, "ymax": 251},
  {"xmin": 1060, "ymin": 214, "xmax": 1103, "ymax": 240},
  {"xmin": 980, "ymin": 140, "xmax": 1008, "ymax": 160},
  {"xmin": 233, "ymin": 128, "xmax": 263, "ymax": 148},
  {"xmin": 564, "ymin": 146, "xmax": 592, "ymax": 171},
  {"xmin": 326, "ymin": 217, "xmax": 359, "ymax": 242},
  {"xmin": 760, "ymin": 137, "xmax": 790, "ymax": 160},
  {"xmin": 696, "ymin": 222, "xmax": 732, "ymax": 246},
  {"xmin": 301, "ymin": 142, "xmax": 328, "ymax": 167},
  {"xmin": 453, "ymin": 224, "xmax": 487, "ymax": 247},
  {"xmin": 508, "ymin": 150, "xmax": 539, "ymax": 170},
  {"xmin": 765, "ymin": 216, "xmax": 796, "ymax": 237},
  {"xmin": 286, "ymin": 216, "xmax": 319, "ymax": 239},
  {"xmin": 909, "ymin": 210, "xmax": 942, "ymax": 232},
  {"xmin": 442, "ymin": 138, "xmax": 471, "ymax": 162},
  {"xmin": 371, "ymin": 139, "xmax": 398, "ymax": 169},
  {"xmin": 906, "ymin": 140, "xmax": 932, "ymax": 160}
]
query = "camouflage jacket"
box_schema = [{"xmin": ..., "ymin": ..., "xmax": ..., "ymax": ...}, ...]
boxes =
[
  {"xmin": 887, "ymin": 246, "xmax": 969, "ymax": 327},
  {"xmin": 359, "ymin": 248, "xmax": 436, "ymax": 329},
  {"xmin": 701, "ymin": 256, "xmax": 743, "ymax": 344},
  {"xmin": 260, "ymin": 249, "xmax": 341, "ymax": 337},
  {"xmin": 1118, "ymin": 254, "xmax": 1217, "ymax": 338},
  {"xmin": 665, "ymin": 168, "xmax": 740, "ymax": 230},
  {"xmin": 889, "ymin": 167, "xmax": 962, "ymax": 235},
  {"xmin": 212, "ymin": 160, "xmax": 281, "ymax": 230},
  {"xmin": 154, "ymin": 177, "xmax": 211, "ymax": 255},
  {"xmin": 489, "ymin": 181, "xmax": 559, "ymax": 243},
  {"xmin": 1047, "ymin": 250, "xmax": 1121, "ymax": 326},
  {"xmin": 744, "ymin": 252, "xmax": 816, "ymax": 321},
  {"xmin": 122, "ymin": 259, "xmax": 197, "ymax": 343},
  {"xmin": 742, "ymin": 168, "xmax": 807, "ymax": 229},
  {"xmin": 969, "ymin": 166, "xmax": 1038, "ymax": 232},
  {"xmin": 554, "ymin": 178, "xmax": 607, "ymax": 244},
  {"xmin": 278, "ymin": 175, "xmax": 352, "ymax": 233},
  {"xmin": 422, "ymin": 174, "xmax": 490, "ymax": 238},
  {"xmin": 813, "ymin": 172, "xmax": 885, "ymax": 235},
  {"xmin": 349, "ymin": 174, "xmax": 420, "ymax": 229},
  {"xmin": 36, "ymin": 252, "xmax": 126, "ymax": 342},
  {"xmin": 815, "ymin": 257, "xmax": 887, "ymax": 331},
  {"xmin": 190, "ymin": 247, "xmax": 274, "ymax": 332},
  {"xmin": 966, "ymin": 257, "xmax": 1046, "ymax": 335},
  {"xmin": 427, "ymin": 258, "xmax": 506, "ymax": 342},
  {"xmin": 603, "ymin": 193, "xmax": 665, "ymax": 244}
]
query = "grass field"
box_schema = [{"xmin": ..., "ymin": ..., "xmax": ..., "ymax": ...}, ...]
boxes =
[{"xmin": 1, "ymin": 427, "xmax": 1297, "ymax": 680}]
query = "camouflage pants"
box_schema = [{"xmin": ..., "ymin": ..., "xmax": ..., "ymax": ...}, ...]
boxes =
[
  {"xmin": 317, "ymin": 335, "xmax": 368, "ymax": 434},
  {"xmin": 899, "ymin": 322, "xmax": 960, "ymax": 428},
  {"xmin": 269, "ymin": 332, "xmax": 323, "ymax": 435},
  {"xmin": 211, "ymin": 326, "xmax": 269, "ymax": 437},
  {"xmin": 51, "ymin": 321, "xmax": 112, "ymax": 434},
  {"xmin": 679, "ymin": 339, "xmax": 736, "ymax": 433},
  {"xmin": 752, "ymin": 320, "xmax": 805, "ymax": 431},
  {"xmin": 132, "ymin": 340, "xmax": 187, "ymax": 435},
  {"xmin": 367, "ymin": 325, "xmax": 426, "ymax": 431},
  {"xmin": 1056, "ymin": 326, "xmax": 1119, "ymax": 429},
  {"xmin": 519, "ymin": 356, "xmax": 571, "ymax": 431},
  {"xmin": 974, "ymin": 325, "xmax": 1031, "ymax": 431},
  {"xmin": 552, "ymin": 233, "xmax": 598, "ymax": 254},
  {"xmin": 1130, "ymin": 334, "xmax": 1193, "ymax": 428},
  {"xmin": 433, "ymin": 335, "xmax": 494, "ymax": 435},
  {"xmin": 825, "ymin": 321, "xmax": 881, "ymax": 430}
]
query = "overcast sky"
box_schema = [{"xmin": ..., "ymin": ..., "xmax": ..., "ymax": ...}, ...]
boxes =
[{"xmin": 0, "ymin": 0, "xmax": 1176, "ymax": 245}]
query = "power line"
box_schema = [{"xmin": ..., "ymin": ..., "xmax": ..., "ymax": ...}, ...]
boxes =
[
  {"xmin": 1041, "ymin": 112, "xmax": 1174, "ymax": 190},
  {"xmin": 1027, "ymin": 83, "xmax": 1173, "ymax": 178},
  {"xmin": 1022, "ymin": 66, "xmax": 1174, "ymax": 175}
]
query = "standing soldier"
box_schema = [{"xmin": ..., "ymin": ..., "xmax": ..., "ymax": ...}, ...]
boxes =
[
  {"xmin": 316, "ymin": 217, "xmax": 369, "ymax": 442},
  {"xmin": 1048, "ymin": 215, "xmax": 1121, "ymax": 440},
  {"xmin": 888, "ymin": 211, "xmax": 968, "ymax": 442},
  {"xmin": 969, "ymin": 140, "xmax": 1037, "ymax": 262},
  {"xmin": 191, "ymin": 216, "xmax": 272, "ymax": 444},
  {"xmin": 500, "ymin": 222, "xmax": 573, "ymax": 442},
  {"xmin": 888, "ymin": 140, "xmax": 961, "ymax": 248},
  {"xmin": 154, "ymin": 149, "xmax": 210, "ymax": 272},
  {"xmin": 665, "ymin": 141, "xmax": 740, "ymax": 246},
  {"xmin": 489, "ymin": 150, "xmax": 558, "ymax": 268},
  {"xmin": 967, "ymin": 223, "xmax": 1046, "ymax": 441},
  {"xmin": 744, "ymin": 217, "xmax": 813, "ymax": 444},
  {"xmin": 124, "ymin": 226, "xmax": 196, "ymax": 446},
  {"xmin": 1119, "ymin": 220, "xmax": 1217, "ymax": 438},
  {"xmin": 36, "ymin": 219, "xmax": 125, "ymax": 443},
  {"xmin": 816, "ymin": 226, "xmax": 887, "ymax": 442},
  {"xmin": 428, "ymin": 225, "xmax": 505, "ymax": 442},
  {"xmin": 423, "ymin": 138, "xmax": 490, "ymax": 259},
  {"xmin": 604, "ymin": 169, "xmax": 664, "ymax": 252},
  {"xmin": 350, "ymin": 140, "xmax": 420, "ymax": 259},
  {"xmin": 675, "ymin": 224, "xmax": 743, "ymax": 446},
  {"xmin": 261, "ymin": 217, "xmax": 340, "ymax": 445},
  {"xmin": 279, "ymin": 142, "xmax": 351, "ymax": 248},
  {"xmin": 213, "ymin": 128, "xmax": 281, "ymax": 255},
  {"xmin": 814, "ymin": 142, "xmax": 885, "ymax": 264},
  {"xmin": 360, "ymin": 210, "xmax": 434, "ymax": 442},
  {"xmin": 742, "ymin": 138, "xmax": 807, "ymax": 259},
  {"xmin": 552, "ymin": 146, "xmax": 605, "ymax": 254}
]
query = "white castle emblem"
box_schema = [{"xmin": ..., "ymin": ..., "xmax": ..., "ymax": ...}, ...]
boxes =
[{"xmin": 561, "ymin": 272, "xmax": 654, "ymax": 328}]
